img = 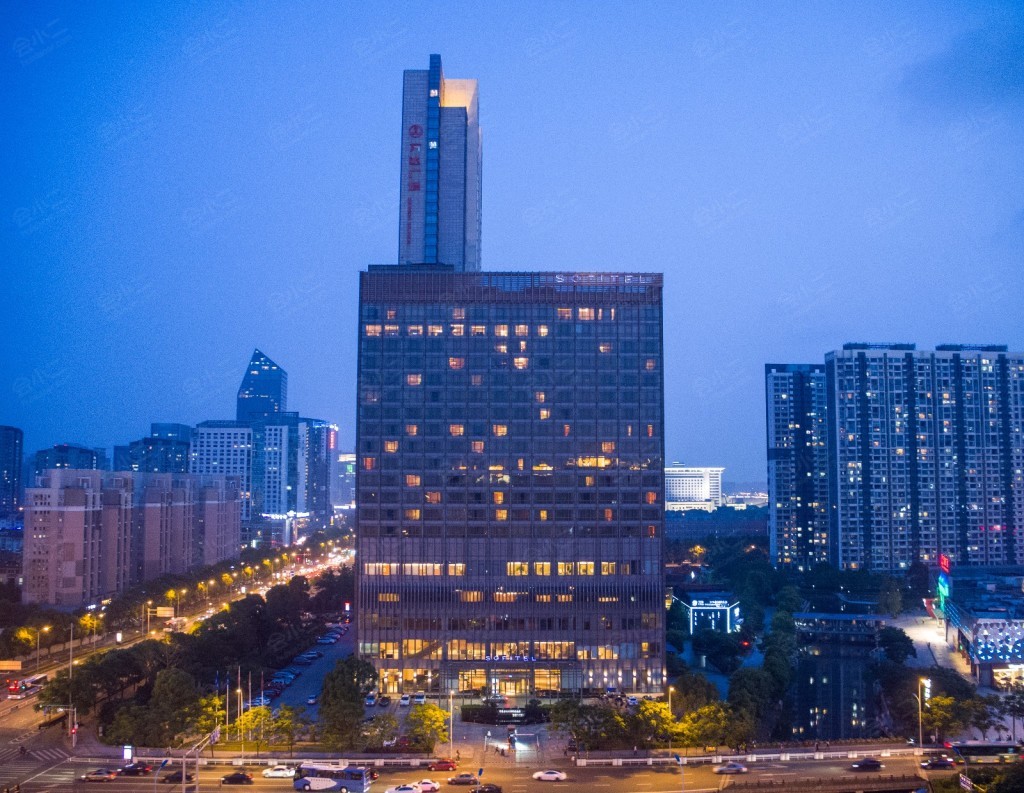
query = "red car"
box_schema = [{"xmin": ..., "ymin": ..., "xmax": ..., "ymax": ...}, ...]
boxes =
[{"xmin": 429, "ymin": 760, "xmax": 457, "ymax": 772}]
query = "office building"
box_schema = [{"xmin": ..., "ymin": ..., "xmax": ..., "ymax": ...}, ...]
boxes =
[
  {"xmin": 356, "ymin": 268, "xmax": 666, "ymax": 695},
  {"xmin": 22, "ymin": 469, "xmax": 240, "ymax": 607},
  {"xmin": 190, "ymin": 422, "xmax": 254, "ymax": 522},
  {"xmin": 0, "ymin": 426, "xmax": 23, "ymax": 525},
  {"xmin": 398, "ymin": 54, "xmax": 481, "ymax": 272},
  {"xmin": 117, "ymin": 423, "xmax": 192, "ymax": 474},
  {"xmin": 664, "ymin": 465, "xmax": 725, "ymax": 512},
  {"xmin": 765, "ymin": 363, "xmax": 829, "ymax": 569},
  {"xmin": 236, "ymin": 348, "xmax": 288, "ymax": 423},
  {"xmin": 331, "ymin": 452, "xmax": 357, "ymax": 509},
  {"xmin": 32, "ymin": 443, "xmax": 99, "ymax": 477},
  {"xmin": 768, "ymin": 344, "xmax": 1024, "ymax": 572}
]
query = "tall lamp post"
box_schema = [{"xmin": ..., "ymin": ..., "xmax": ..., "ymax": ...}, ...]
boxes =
[
  {"xmin": 917, "ymin": 677, "xmax": 931, "ymax": 748},
  {"xmin": 448, "ymin": 689, "xmax": 455, "ymax": 760},
  {"xmin": 668, "ymin": 685, "xmax": 675, "ymax": 754},
  {"xmin": 31, "ymin": 626, "xmax": 51, "ymax": 675}
]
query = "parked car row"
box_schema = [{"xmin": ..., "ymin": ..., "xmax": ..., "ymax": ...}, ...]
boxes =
[{"xmin": 366, "ymin": 690, "xmax": 426, "ymax": 707}]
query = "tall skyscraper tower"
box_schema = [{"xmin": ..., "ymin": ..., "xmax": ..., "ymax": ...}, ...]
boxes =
[
  {"xmin": 0, "ymin": 426, "xmax": 23, "ymax": 525},
  {"xmin": 398, "ymin": 54, "xmax": 481, "ymax": 272},
  {"xmin": 237, "ymin": 349, "xmax": 288, "ymax": 422},
  {"xmin": 765, "ymin": 364, "xmax": 829, "ymax": 569},
  {"xmin": 356, "ymin": 269, "xmax": 666, "ymax": 696}
]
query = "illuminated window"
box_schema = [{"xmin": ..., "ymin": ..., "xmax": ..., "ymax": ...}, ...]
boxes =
[
  {"xmin": 365, "ymin": 324, "xmax": 382, "ymax": 337},
  {"xmin": 599, "ymin": 343, "xmax": 612, "ymax": 353},
  {"xmin": 425, "ymin": 491, "xmax": 441, "ymax": 504},
  {"xmin": 492, "ymin": 424, "xmax": 508, "ymax": 437},
  {"xmin": 578, "ymin": 308, "xmax": 595, "ymax": 320},
  {"xmin": 449, "ymin": 357, "xmax": 465, "ymax": 369},
  {"xmin": 585, "ymin": 476, "xmax": 595, "ymax": 487},
  {"xmin": 405, "ymin": 474, "xmax": 421, "ymax": 487},
  {"xmin": 644, "ymin": 491, "xmax": 657, "ymax": 504},
  {"xmin": 471, "ymin": 440, "xmax": 485, "ymax": 453},
  {"xmin": 535, "ymin": 593, "xmax": 552, "ymax": 602},
  {"xmin": 557, "ymin": 593, "xmax": 573, "ymax": 603},
  {"xmin": 471, "ymin": 325, "xmax": 487, "ymax": 336},
  {"xmin": 645, "ymin": 359, "xmax": 657, "ymax": 371},
  {"xmin": 384, "ymin": 440, "xmax": 398, "ymax": 453},
  {"xmin": 647, "ymin": 424, "xmax": 654, "ymax": 437},
  {"xmin": 407, "ymin": 325, "xmax": 423, "ymax": 336},
  {"xmin": 557, "ymin": 308, "xmax": 572, "ymax": 320},
  {"xmin": 450, "ymin": 324, "xmax": 464, "ymax": 336},
  {"xmin": 405, "ymin": 424, "xmax": 418, "ymax": 436},
  {"xmin": 495, "ymin": 509, "xmax": 508, "ymax": 521},
  {"xmin": 535, "ymin": 391, "xmax": 546, "ymax": 403},
  {"xmin": 362, "ymin": 457, "xmax": 376, "ymax": 470},
  {"xmin": 578, "ymin": 561, "xmax": 595, "ymax": 575},
  {"xmin": 459, "ymin": 590, "xmax": 482, "ymax": 602},
  {"xmin": 507, "ymin": 562, "xmax": 528, "ymax": 576},
  {"xmin": 384, "ymin": 324, "xmax": 399, "ymax": 336},
  {"xmin": 378, "ymin": 593, "xmax": 399, "ymax": 602},
  {"xmin": 449, "ymin": 424, "xmax": 465, "ymax": 437},
  {"xmin": 515, "ymin": 324, "xmax": 529, "ymax": 336},
  {"xmin": 602, "ymin": 508, "xmax": 614, "ymax": 521},
  {"xmin": 539, "ymin": 408, "xmax": 551, "ymax": 420},
  {"xmin": 386, "ymin": 309, "xmax": 397, "ymax": 319},
  {"xmin": 494, "ymin": 343, "xmax": 508, "ymax": 353},
  {"xmin": 404, "ymin": 508, "xmax": 421, "ymax": 520},
  {"xmin": 518, "ymin": 341, "xmax": 528, "ymax": 352},
  {"xmin": 428, "ymin": 325, "xmax": 443, "ymax": 336},
  {"xmin": 563, "ymin": 424, "xmax": 571, "ymax": 437},
  {"xmin": 557, "ymin": 562, "xmax": 574, "ymax": 576},
  {"xmin": 538, "ymin": 509, "xmax": 548, "ymax": 521},
  {"xmin": 513, "ymin": 357, "xmax": 529, "ymax": 369},
  {"xmin": 601, "ymin": 561, "xmax": 616, "ymax": 575},
  {"xmin": 492, "ymin": 492, "xmax": 506, "ymax": 505},
  {"xmin": 537, "ymin": 325, "xmax": 549, "ymax": 337},
  {"xmin": 452, "ymin": 308, "xmax": 465, "ymax": 319},
  {"xmin": 494, "ymin": 324, "xmax": 508, "ymax": 337},
  {"xmin": 447, "ymin": 563, "xmax": 465, "ymax": 576},
  {"xmin": 601, "ymin": 441, "xmax": 615, "ymax": 453},
  {"xmin": 471, "ymin": 374, "xmax": 483, "ymax": 386},
  {"xmin": 403, "ymin": 563, "xmax": 440, "ymax": 576},
  {"xmin": 534, "ymin": 562, "xmax": 551, "ymax": 576},
  {"xmin": 406, "ymin": 373, "xmax": 422, "ymax": 385}
]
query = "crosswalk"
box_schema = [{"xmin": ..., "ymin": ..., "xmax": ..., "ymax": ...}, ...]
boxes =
[{"xmin": 0, "ymin": 746, "xmax": 69, "ymax": 765}]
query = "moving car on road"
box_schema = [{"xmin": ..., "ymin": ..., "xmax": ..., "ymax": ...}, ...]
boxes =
[
  {"xmin": 531, "ymin": 770, "xmax": 568, "ymax": 781},
  {"xmin": 447, "ymin": 773, "xmax": 478, "ymax": 785},
  {"xmin": 118, "ymin": 762, "xmax": 152, "ymax": 776},
  {"xmin": 160, "ymin": 769, "xmax": 194, "ymax": 783},
  {"xmin": 921, "ymin": 757, "xmax": 956, "ymax": 770},
  {"xmin": 307, "ymin": 695, "xmax": 319, "ymax": 706},
  {"xmin": 385, "ymin": 785, "xmax": 421, "ymax": 793},
  {"xmin": 81, "ymin": 768, "xmax": 119, "ymax": 782},
  {"xmin": 221, "ymin": 770, "xmax": 255, "ymax": 785},
  {"xmin": 264, "ymin": 766, "xmax": 297, "ymax": 778},
  {"xmin": 416, "ymin": 780, "xmax": 441, "ymax": 791},
  {"xmin": 469, "ymin": 786, "xmax": 501, "ymax": 793},
  {"xmin": 428, "ymin": 760, "xmax": 457, "ymax": 772},
  {"xmin": 850, "ymin": 757, "xmax": 884, "ymax": 771},
  {"xmin": 713, "ymin": 762, "xmax": 748, "ymax": 775}
]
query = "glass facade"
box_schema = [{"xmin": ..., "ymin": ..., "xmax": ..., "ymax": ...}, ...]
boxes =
[{"xmin": 356, "ymin": 269, "xmax": 666, "ymax": 695}]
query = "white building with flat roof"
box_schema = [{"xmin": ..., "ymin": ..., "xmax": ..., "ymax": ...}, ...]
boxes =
[{"xmin": 665, "ymin": 465, "xmax": 725, "ymax": 512}]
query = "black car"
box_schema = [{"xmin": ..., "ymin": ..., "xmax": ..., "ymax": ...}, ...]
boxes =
[
  {"xmin": 921, "ymin": 757, "xmax": 956, "ymax": 770},
  {"xmin": 160, "ymin": 770, "xmax": 194, "ymax": 783},
  {"xmin": 221, "ymin": 771, "xmax": 254, "ymax": 785},
  {"xmin": 119, "ymin": 762, "xmax": 152, "ymax": 776},
  {"xmin": 470, "ymin": 786, "xmax": 502, "ymax": 793},
  {"xmin": 850, "ymin": 757, "xmax": 884, "ymax": 772},
  {"xmin": 378, "ymin": 695, "xmax": 392, "ymax": 706}
]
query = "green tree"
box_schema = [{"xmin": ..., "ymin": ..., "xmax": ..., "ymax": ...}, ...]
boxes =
[
  {"xmin": 148, "ymin": 668, "xmax": 202, "ymax": 743},
  {"xmin": 630, "ymin": 700, "xmax": 675, "ymax": 746},
  {"xmin": 775, "ymin": 585, "xmax": 803, "ymax": 613},
  {"xmin": 1000, "ymin": 683, "xmax": 1024, "ymax": 741},
  {"xmin": 989, "ymin": 763, "xmax": 1024, "ymax": 793},
  {"xmin": 235, "ymin": 706, "xmax": 274, "ymax": 755},
  {"xmin": 405, "ymin": 703, "xmax": 449, "ymax": 751},
  {"xmin": 876, "ymin": 577, "xmax": 903, "ymax": 617},
  {"xmin": 361, "ymin": 712, "xmax": 399, "ymax": 751},
  {"xmin": 679, "ymin": 703, "xmax": 730, "ymax": 751},
  {"xmin": 669, "ymin": 668, "xmax": 720, "ymax": 716},
  {"xmin": 922, "ymin": 695, "xmax": 967, "ymax": 743},
  {"xmin": 964, "ymin": 695, "xmax": 1002, "ymax": 740},
  {"xmin": 319, "ymin": 656, "xmax": 377, "ymax": 750},
  {"xmin": 878, "ymin": 627, "xmax": 917, "ymax": 665},
  {"xmin": 273, "ymin": 705, "xmax": 310, "ymax": 757}
]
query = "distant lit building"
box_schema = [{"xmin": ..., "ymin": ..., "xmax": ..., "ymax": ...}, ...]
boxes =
[
  {"xmin": 236, "ymin": 348, "xmax": 288, "ymax": 423},
  {"xmin": 117, "ymin": 423, "xmax": 192, "ymax": 473},
  {"xmin": 32, "ymin": 443, "xmax": 99, "ymax": 477},
  {"xmin": 664, "ymin": 466, "xmax": 724, "ymax": 512},
  {"xmin": 0, "ymin": 426, "xmax": 23, "ymax": 526},
  {"xmin": 678, "ymin": 591, "xmax": 741, "ymax": 634},
  {"xmin": 191, "ymin": 422, "xmax": 254, "ymax": 523},
  {"xmin": 331, "ymin": 452, "xmax": 356, "ymax": 509}
]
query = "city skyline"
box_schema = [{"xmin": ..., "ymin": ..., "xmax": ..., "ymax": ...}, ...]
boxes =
[{"xmin": 4, "ymin": 2, "xmax": 1024, "ymax": 481}]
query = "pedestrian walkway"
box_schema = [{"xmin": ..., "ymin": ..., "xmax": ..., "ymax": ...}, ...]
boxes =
[{"xmin": 0, "ymin": 746, "xmax": 69, "ymax": 765}]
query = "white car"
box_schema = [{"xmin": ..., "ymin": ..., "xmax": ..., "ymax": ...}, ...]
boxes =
[
  {"xmin": 416, "ymin": 781, "xmax": 441, "ymax": 792},
  {"xmin": 532, "ymin": 770, "xmax": 568, "ymax": 782},
  {"xmin": 263, "ymin": 766, "xmax": 296, "ymax": 778},
  {"xmin": 385, "ymin": 785, "xmax": 421, "ymax": 793},
  {"xmin": 413, "ymin": 691, "xmax": 427, "ymax": 705},
  {"xmin": 713, "ymin": 762, "xmax": 748, "ymax": 775},
  {"xmin": 399, "ymin": 693, "xmax": 411, "ymax": 706}
]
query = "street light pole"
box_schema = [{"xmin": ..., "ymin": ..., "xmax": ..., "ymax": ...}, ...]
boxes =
[
  {"xmin": 668, "ymin": 685, "xmax": 675, "ymax": 754},
  {"xmin": 449, "ymin": 689, "xmax": 454, "ymax": 760}
]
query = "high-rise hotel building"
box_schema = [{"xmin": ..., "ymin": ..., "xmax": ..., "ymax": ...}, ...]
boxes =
[
  {"xmin": 767, "ymin": 344, "xmax": 1024, "ymax": 572},
  {"xmin": 356, "ymin": 269, "xmax": 666, "ymax": 695}
]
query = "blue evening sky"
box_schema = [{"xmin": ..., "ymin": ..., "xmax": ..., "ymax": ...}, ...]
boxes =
[{"xmin": 2, "ymin": 1, "xmax": 1022, "ymax": 483}]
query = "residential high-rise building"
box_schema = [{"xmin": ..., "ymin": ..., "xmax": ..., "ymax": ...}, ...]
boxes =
[
  {"xmin": 236, "ymin": 348, "xmax": 288, "ymax": 423},
  {"xmin": 32, "ymin": 443, "xmax": 99, "ymax": 477},
  {"xmin": 767, "ymin": 344, "xmax": 1024, "ymax": 572},
  {"xmin": 765, "ymin": 364, "xmax": 829, "ymax": 569},
  {"xmin": 664, "ymin": 466, "xmax": 725, "ymax": 512},
  {"xmin": 0, "ymin": 426, "xmax": 23, "ymax": 525},
  {"xmin": 398, "ymin": 54, "xmax": 481, "ymax": 272},
  {"xmin": 190, "ymin": 422, "xmax": 254, "ymax": 523},
  {"xmin": 118, "ymin": 423, "xmax": 192, "ymax": 473},
  {"xmin": 22, "ymin": 469, "xmax": 240, "ymax": 607},
  {"xmin": 356, "ymin": 268, "xmax": 666, "ymax": 696}
]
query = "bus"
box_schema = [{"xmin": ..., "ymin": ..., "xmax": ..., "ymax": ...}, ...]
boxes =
[
  {"xmin": 947, "ymin": 741, "xmax": 1022, "ymax": 764},
  {"xmin": 8, "ymin": 674, "xmax": 48, "ymax": 699},
  {"xmin": 293, "ymin": 763, "xmax": 373, "ymax": 792}
]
